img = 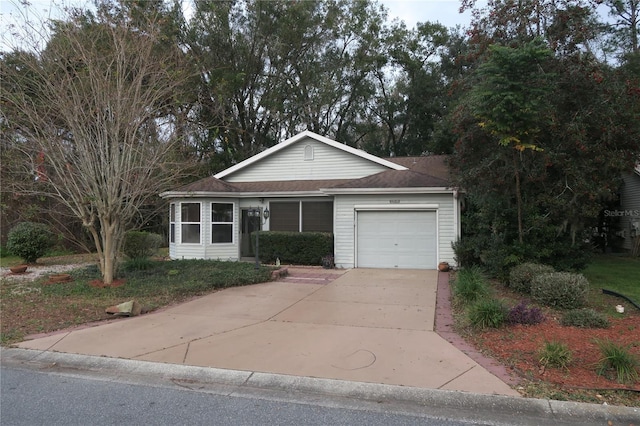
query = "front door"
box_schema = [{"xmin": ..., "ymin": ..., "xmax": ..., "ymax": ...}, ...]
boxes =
[{"xmin": 241, "ymin": 209, "xmax": 261, "ymax": 257}]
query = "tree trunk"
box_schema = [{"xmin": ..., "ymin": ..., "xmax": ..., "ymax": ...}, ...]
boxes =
[
  {"xmin": 513, "ymin": 151, "xmax": 524, "ymax": 244},
  {"xmin": 87, "ymin": 218, "xmax": 119, "ymax": 285},
  {"xmin": 100, "ymin": 218, "xmax": 120, "ymax": 285}
]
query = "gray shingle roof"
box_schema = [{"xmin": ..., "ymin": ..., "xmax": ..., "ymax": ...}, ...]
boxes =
[
  {"xmin": 328, "ymin": 169, "xmax": 449, "ymax": 189},
  {"xmin": 171, "ymin": 155, "xmax": 451, "ymax": 194}
]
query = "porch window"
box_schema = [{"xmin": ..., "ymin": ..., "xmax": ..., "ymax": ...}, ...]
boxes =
[
  {"xmin": 211, "ymin": 203, "xmax": 233, "ymax": 243},
  {"xmin": 269, "ymin": 202, "xmax": 299, "ymax": 231},
  {"xmin": 270, "ymin": 201, "xmax": 332, "ymax": 232},
  {"xmin": 169, "ymin": 203, "xmax": 175, "ymax": 243},
  {"xmin": 181, "ymin": 202, "xmax": 201, "ymax": 244},
  {"xmin": 302, "ymin": 201, "xmax": 333, "ymax": 232}
]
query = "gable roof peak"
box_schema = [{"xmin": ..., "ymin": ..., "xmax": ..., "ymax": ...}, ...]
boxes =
[{"xmin": 214, "ymin": 131, "xmax": 406, "ymax": 179}]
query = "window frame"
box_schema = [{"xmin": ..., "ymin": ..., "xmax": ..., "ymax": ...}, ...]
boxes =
[
  {"xmin": 211, "ymin": 202, "xmax": 234, "ymax": 244},
  {"xmin": 180, "ymin": 202, "xmax": 202, "ymax": 245},
  {"xmin": 169, "ymin": 203, "xmax": 176, "ymax": 244}
]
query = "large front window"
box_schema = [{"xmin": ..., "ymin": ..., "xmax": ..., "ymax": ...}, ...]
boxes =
[
  {"xmin": 181, "ymin": 202, "xmax": 201, "ymax": 244},
  {"xmin": 212, "ymin": 203, "xmax": 233, "ymax": 243}
]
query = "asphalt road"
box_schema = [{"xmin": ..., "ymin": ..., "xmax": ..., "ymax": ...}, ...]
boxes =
[
  {"xmin": 1, "ymin": 367, "xmax": 484, "ymax": 426},
  {"xmin": 1, "ymin": 349, "xmax": 638, "ymax": 426}
]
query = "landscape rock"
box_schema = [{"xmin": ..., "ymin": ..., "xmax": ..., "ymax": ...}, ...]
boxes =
[{"xmin": 105, "ymin": 300, "xmax": 142, "ymax": 317}]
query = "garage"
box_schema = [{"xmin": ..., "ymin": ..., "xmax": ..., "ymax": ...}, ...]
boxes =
[{"xmin": 356, "ymin": 210, "xmax": 437, "ymax": 269}]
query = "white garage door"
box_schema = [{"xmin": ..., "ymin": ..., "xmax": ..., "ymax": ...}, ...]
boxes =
[{"xmin": 357, "ymin": 210, "xmax": 437, "ymax": 269}]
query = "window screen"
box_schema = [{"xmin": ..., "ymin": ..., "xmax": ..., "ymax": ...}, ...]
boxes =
[
  {"xmin": 269, "ymin": 202, "xmax": 300, "ymax": 232},
  {"xmin": 302, "ymin": 201, "xmax": 333, "ymax": 232}
]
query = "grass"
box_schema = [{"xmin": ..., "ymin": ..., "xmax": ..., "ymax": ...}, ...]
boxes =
[
  {"xmin": 582, "ymin": 255, "xmax": 640, "ymax": 311},
  {"xmin": 468, "ymin": 298, "xmax": 508, "ymax": 329},
  {"xmin": 539, "ymin": 340, "xmax": 573, "ymax": 370},
  {"xmin": 453, "ymin": 266, "xmax": 489, "ymax": 305},
  {"xmin": 1, "ymin": 257, "xmax": 273, "ymax": 345},
  {"xmin": 595, "ymin": 339, "xmax": 640, "ymax": 384}
]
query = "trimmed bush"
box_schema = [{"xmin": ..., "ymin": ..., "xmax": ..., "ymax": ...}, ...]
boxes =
[
  {"xmin": 123, "ymin": 231, "xmax": 163, "ymax": 259},
  {"xmin": 254, "ymin": 231, "xmax": 333, "ymax": 266},
  {"xmin": 530, "ymin": 272, "xmax": 589, "ymax": 309},
  {"xmin": 560, "ymin": 308, "xmax": 610, "ymax": 329},
  {"xmin": 509, "ymin": 263, "xmax": 555, "ymax": 294},
  {"xmin": 453, "ymin": 266, "xmax": 489, "ymax": 305},
  {"xmin": 468, "ymin": 298, "xmax": 508, "ymax": 329},
  {"xmin": 6, "ymin": 222, "xmax": 55, "ymax": 263},
  {"xmin": 507, "ymin": 300, "xmax": 545, "ymax": 325}
]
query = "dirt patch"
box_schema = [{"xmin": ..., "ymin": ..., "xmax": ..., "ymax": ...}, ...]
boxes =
[{"xmin": 89, "ymin": 279, "xmax": 126, "ymax": 288}]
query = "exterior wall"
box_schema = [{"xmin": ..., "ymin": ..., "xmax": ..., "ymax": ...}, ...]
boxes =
[
  {"xmin": 333, "ymin": 193, "xmax": 457, "ymax": 269},
  {"xmin": 619, "ymin": 172, "xmax": 640, "ymax": 252},
  {"xmin": 169, "ymin": 198, "xmax": 240, "ymax": 261},
  {"xmin": 224, "ymin": 137, "xmax": 388, "ymax": 182}
]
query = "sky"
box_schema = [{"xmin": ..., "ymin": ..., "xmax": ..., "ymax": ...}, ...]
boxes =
[
  {"xmin": 382, "ymin": 0, "xmax": 478, "ymax": 29},
  {"xmin": 0, "ymin": 0, "xmax": 481, "ymax": 51}
]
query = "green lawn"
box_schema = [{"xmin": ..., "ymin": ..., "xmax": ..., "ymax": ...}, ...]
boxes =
[
  {"xmin": 582, "ymin": 255, "xmax": 640, "ymax": 312},
  {"xmin": 0, "ymin": 255, "xmax": 22, "ymax": 267},
  {"xmin": 1, "ymin": 258, "xmax": 273, "ymax": 344}
]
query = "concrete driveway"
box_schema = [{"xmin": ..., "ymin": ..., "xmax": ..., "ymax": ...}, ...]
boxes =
[{"xmin": 16, "ymin": 268, "xmax": 518, "ymax": 396}]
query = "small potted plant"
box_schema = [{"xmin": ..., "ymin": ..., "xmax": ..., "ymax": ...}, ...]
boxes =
[
  {"xmin": 321, "ymin": 254, "xmax": 335, "ymax": 269},
  {"xmin": 438, "ymin": 261, "xmax": 450, "ymax": 272}
]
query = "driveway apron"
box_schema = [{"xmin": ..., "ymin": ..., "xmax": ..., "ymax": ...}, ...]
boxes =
[{"xmin": 17, "ymin": 268, "xmax": 518, "ymax": 396}]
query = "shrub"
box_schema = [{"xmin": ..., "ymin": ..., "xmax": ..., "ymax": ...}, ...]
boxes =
[
  {"xmin": 509, "ymin": 263, "xmax": 555, "ymax": 294},
  {"xmin": 453, "ymin": 266, "xmax": 489, "ymax": 305},
  {"xmin": 123, "ymin": 231, "xmax": 164, "ymax": 259},
  {"xmin": 468, "ymin": 298, "xmax": 508, "ymax": 329},
  {"xmin": 595, "ymin": 340, "xmax": 639, "ymax": 384},
  {"xmin": 530, "ymin": 272, "xmax": 589, "ymax": 309},
  {"xmin": 254, "ymin": 231, "xmax": 333, "ymax": 265},
  {"xmin": 560, "ymin": 308, "xmax": 610, "ymax": 329},
  {"xmin": 539, "ymin": 341, "xmax": 572, "ymax": 369},
  {"xmin": 6, "ymin": 222, "xmax": 55, "ymax": 263},
  {"xmin": 507, "ymin": 300, "xmax": 545, "ymax": 325}
]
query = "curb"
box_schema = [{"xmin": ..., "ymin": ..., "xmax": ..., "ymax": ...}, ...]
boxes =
[{"xmin": 2, "ymin": 348, "xmax": 638, "ymax": 426}]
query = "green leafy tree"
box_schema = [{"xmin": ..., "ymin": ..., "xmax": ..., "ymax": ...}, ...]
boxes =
[
  {"xmin": 603, "ymin": 0, "xmax": 640, "ymax": 59},
  {"xmin": 182, "ymin": 0, "xmax": 389, "ymax": 171},
  {"xmin": 468, "ymin": 39, "xmax": 554, "ymax": 243},
  {"xmin": 450, "ymin": 0, "xmax": 640, "ymax": 275}
]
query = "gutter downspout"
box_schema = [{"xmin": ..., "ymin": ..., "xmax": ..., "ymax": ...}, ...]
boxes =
[{"xmin": 453, "ymin": 189, "xmax": 461, "ymax": 266}]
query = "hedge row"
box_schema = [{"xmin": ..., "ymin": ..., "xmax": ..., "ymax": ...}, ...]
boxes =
[{"xmin": 253, "ymin": 231, "xmax": 333, "ymax": 266}]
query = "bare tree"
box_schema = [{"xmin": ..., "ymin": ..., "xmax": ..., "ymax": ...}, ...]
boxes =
[{"xmin": 1, "ymin": 9, "xmax": 194, "ymax": 284}]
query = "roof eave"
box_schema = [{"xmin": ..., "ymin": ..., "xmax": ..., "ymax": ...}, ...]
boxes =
[
  {"xmin": 321, "ymin": 187, "xmax": 455, "ymax": 195},
  {"xmin": 160, "ymin": 190, "xmax": 331, "ymax": 199},
  {"xmin": 159, "ymin": 191, "xmax": 237, "ymax": 199}
]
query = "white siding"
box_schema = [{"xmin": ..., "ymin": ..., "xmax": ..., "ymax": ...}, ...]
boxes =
[
  {"xmin": 224, "ymin": 137, "xmax": 388, "ymax": 182},
  {"xmin": 619, "ymin": 172, "xmax": 640, "ymax": 252},
  {"xmin": 169, "ymin": 198, "xmax": 240, "ymax": 260},
  {"xmin": 334, "ymin": 193, "xmax": 457, "ymax": 269}
]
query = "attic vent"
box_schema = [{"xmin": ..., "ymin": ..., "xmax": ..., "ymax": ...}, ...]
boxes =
[{"xmin": 304, "ymin": 144, "xmax": 314, "ymax": 161}]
